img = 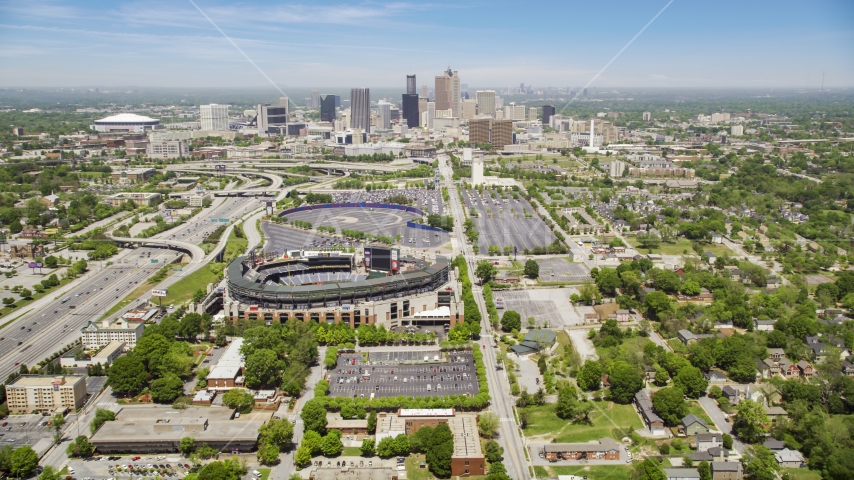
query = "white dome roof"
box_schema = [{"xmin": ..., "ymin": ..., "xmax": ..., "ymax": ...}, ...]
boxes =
[{"xmin": 95, "ymin": 113, "xmax": 158, "ymax": 124}]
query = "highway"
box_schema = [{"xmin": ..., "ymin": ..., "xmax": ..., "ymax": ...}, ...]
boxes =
[
  {"xmin": 0, "ymin": 196, "xmax": 259, "ymax": 381},
  {"xmin": 440, "ymin": 160, "xmax": 531, "ymax": 480}
]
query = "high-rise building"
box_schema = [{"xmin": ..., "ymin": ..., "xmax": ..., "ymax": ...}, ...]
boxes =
[
  {"xmin": 435, "ymin": 67, "xmax": 461, "ymax": 117},
  {"xmin": 469, "ymin": 119, "xmax": 512, "ymax": 148},
  {"xmin": 642, "ymin": 111, "xmax": 651, "ymax": 121},
  {"xmin": 529, "ymin": 107, "xmax": 538, "ymax": 122},
  {"xmin": 200, "ymin": 104, "xmax": 229, "ymax": 131},
  {"xmin": 320, "ymin": 94, "xmax": 336, "ymax": 122},
  {"xmin": 505, "ymin": 103, "xmax": 526, "ymax": 120},
  {"xmin": 310, "ymin": 90, "xmax": 320, "ymax": 108},
  {"xmin": 377, "ymin": 101, "xmax": 391, "ymax": 129},
  {"xmin": 402, "ymin": 94, "xmax": 419, "ymax": 129},
  {"xmin": 462, "ymin": 99, "xmax": 477, "ymax": 120},
  {"xmin": 476, "ymin": 90, "xmax": 495, "ymax": 116},
  {"xmin": 350, "ymin": 88, "xmax": 370, "ymax": 131},
  {"xmin": 5, "ymin": 375, "xmax": 86, "ymax": 414},
  {"xmin": 426, "ymin": 101, "xmax": 435, "ymax": 129},
  {"xmin": 542, "ymin": 105, "xmax": 556, "ymax": 125},
  {"xmin": 421, "ymin": 85, "xmax": 429, "ymax": 99},
  {"xmin": 406, "ymin": 74, "xmax": 417, "ymax": 95},
  {"xmin": 257, "ymin": 103, "xmax": 289, "ymax": 133}
]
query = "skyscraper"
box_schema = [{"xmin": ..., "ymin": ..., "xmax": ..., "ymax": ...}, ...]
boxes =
[
  {"xmin": 402, "ymin": 94, "xmax": 419, "ymax": 129},
  {"xmin": 542, "ymin": 105, "xmax": 556, "ymax": 126},
  {"xmin": 256, "ymin": 104, "xmax": 288, "ymax": 133},
  {"xmin": 475, "ymin": 91, "xmax": 495, "ymax": 117},
  {"xmin": 320, "ymin": 94, "xmax": 336, "ymax": 122},
  {"xmin": 310, "ymin": 90, "xmax": 320, "ymax": 108},
  {"xmin": 350, "ymin": 88, "xmax": 370, "ymax": 131},
  {"xmin": 200, "ymin": 104, "xmax": 229, "ymax": 131},
  {"xmin": 377, "ymin": 101, "xmax": 391, "ymax": 129},
  {"xmin": 435, "ymin": 67, "xmax": 460, "ymax": 117},
  {"xmin": 406, "ymin": 74, "xmax": 416, "ymax": 95},
  {"xmin": 469, "ymin": 119, "xmax": 512, "ymax": 148},
  {"xmin": 421, "ymin": 85, "xmax": 429, "ymax": 99}
]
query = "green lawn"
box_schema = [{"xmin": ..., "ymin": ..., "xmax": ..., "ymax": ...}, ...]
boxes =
[
  {"xmin": 686, "ymin": 404, "xmax": 713, "ymax": 427},
  {"xmin": 256, "ymin": 467, "xmax": 271, "ymax": 480},
  {"xmin": 781, "ymin": 468, "xmax": 821, "ymax": 480},
  {"xmin": 162, "ymin": 264, "xmax": 222, "ymax": 305},
  {"xmin": 548, "ymin": 465, "xmax": 633, "ymax": 480},
  {"xmin": 667, "ymin": 339, "xmax": 689, "ymax": 354},
  {"xmin": 625, "ymin": 237, "xmax": 734, "ymax": 257},
  {"xmin": 522, "ymin": 401, "xmax": 642, "ymax": 443},
  {"xmin": 405, "ymin": 454, "xmax": 433, "ymax": 480},
  {"xmin": 596, "ymin": 336, "xmax": 651, "ymax": 362},
  {"xmin": 342, "ymin": 446, "xmax": 362, "ymax": 457}
]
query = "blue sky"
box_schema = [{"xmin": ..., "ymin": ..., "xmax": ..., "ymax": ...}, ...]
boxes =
[{"xmin": 1, "ymin": 0, "xmax": 852, "ymax": 89}]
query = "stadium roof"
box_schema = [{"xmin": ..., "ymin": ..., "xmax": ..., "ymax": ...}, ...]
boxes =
[{"xmin": 94, "ymin": 113, "xmax": 158, "ymax": 124}]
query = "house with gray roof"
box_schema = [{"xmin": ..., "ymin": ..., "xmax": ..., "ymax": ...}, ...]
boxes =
[{"xmin": 682, "ymin": 414, "xmax": 710, "ymax": 435}]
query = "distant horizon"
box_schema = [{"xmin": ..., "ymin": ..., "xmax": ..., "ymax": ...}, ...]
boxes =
[{"xmin": 1, "ymin": 0, "xmax": 852, "ymax": 89}]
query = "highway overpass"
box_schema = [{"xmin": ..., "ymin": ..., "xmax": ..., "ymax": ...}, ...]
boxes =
[{"xmin": 107, "ymin": 236, "xmax": 206, "ymax": 265}]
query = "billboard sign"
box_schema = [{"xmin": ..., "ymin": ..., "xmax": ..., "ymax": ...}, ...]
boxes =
[
  {"xmin": 341, "ymin": 304, "xmax": 353, "ymax": 312},
  {"xmin": 151, "ymin": 289, "xmax": 168, "ymax": 297},
  {"xmin": 391, "ymin": 249, "xmax": 399, "ymax": 272},
  {"xmin": 28, "ymin": 262, "xmax": 36, "ymax": 268},
  {"xmin": 363, "ymin": 248, "xmax": 372, "ymax": 268},
  {"xmin": 35, "ymin": 263, "xmax": 43, "ymax": 268}
]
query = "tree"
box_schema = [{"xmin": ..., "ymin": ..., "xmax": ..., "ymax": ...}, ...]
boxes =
[
  {"xmin": 150, "ymin": 374, "xmax": 185, "ymax": 403},
  {"xmin": 425, "ymin": 423, "xmax": 454, "ymax": 478},
  {"xmin": 301, "ymin": 430, "xmax": 322, "ymax": 455},
  {"xmin": 486, "ymin": 462, "xmax": 512, "ymax": 480},
  {"xmin": 179, "ymin": 312, "xmax": 205, "ymax": 339},
  {"xmin": 673, "ymin": 366, "xmax": 709, "ymax": 399},
  {"xmin": 742, "ymin": 445, "xmax": 778, "ymax": 480},
  {"xmin": 698, "ymin": 460, "xmax": 711, "ymax": 480},
  {"xmin": 524, "ymin": 259, "xmax": 539, "ymax": 278},
  {"xmin": 474, "ymin": 260, "xmax": 498, "ymax": 283},
  {"xmin": 633, "ymin": 458, "xmax": 667, "ymax": 480},
  {"xmin": 50, "ymin": 413, "xmax": 66, "ymax": 442},
  {"xmin": 9, "ymin": 446, "xmax": 38, "ymax": 477},
  {"xmin": 595, "ymin": 268, "xmax": 622, "ymax": 296},
  {"xmin": 484, "ymin": 439, "xmax": 504, "ymax": 462},
  {"xmin": 360, "ymin": 438, "xmax": 375, "ymax": 456},
  {"xmin": 38, "ymin": 465, "xmax": 63, "ymax": 480},
  {"xmin": 257, "ymin": 442, "xmax": 280, "ymax": 465},
  {"xmin": 577, "ymin": 361, "xmax": 603, "ymax": 391},
  {"xmin": 19, "ymin": 288, "xmax": 32, "ymax": 299},
  {"xmin": 196, "ymin": 459, "xmax": 247, "ymax": 480},
  {"xmin": 300, "ymin": 399, "xmax": 328, "ymax": 434},
  {"xmin": 179, "ymin": 436, "xmax": 196, "ymax": 455},
  {"xmin": 766, "ymin": 330, "xmax": 787, "ymax": 348},
  {"xmin": 555, "ymin": 385, "xmax": 593, "ymax": 422},
  {"xmin": 500, "ymin": 310, "xmax": 521, "ymax": 332},
  {"xmin": 367, "ymin": 410, "xmax": 377, "ymax": 434},
  {"xmin": 643, "ymin": 291, "xmax": 673, "ymax": 320},
  {"xmin": 222, "ymin": 388, "xmax": 255, "ymax": 414},
  {"xmin": 294, "ymin": 445, "xmax": 312, "ymax": 467},
  {"xmin": 321, "ymin": 432, "xmax": 344, "ymax": 456},
  {"xmin": 393, "ymin": 433, "xmax": 410, "ymax": 456},
  {"xmin": 192, "ymin": 288, "xmax": 206, "ymax": 303},
  {"xmin": 654, "ymin": 368, "xmax": 669, "ymax": 387},
  {"xmin": 259, "ymin": 418, "xmax": 295, "ymax": 448},
  {"xmin": 65, "ymin": 435, "xmax": 95, "ymax": 457},
  {"xmin": 107, "ymin": 356, "xmax": 148, "ymax": 396},
  {"xmin": 609, "ymin": 362, "xmax": 644, "ymax": 404},
  {"xmin": 680, "ymin": 281, "xmax": 701, "ymax": 296},
  {"xmin": 376, "ymin": 437, "xmax": 395, "ymax": 457},
  {"xmin": 732, "ymin": 399, "xmax": 768, "ymax": 443},
  {"xmin": 90, "ymin": 408, "xmax": 116, "ymax": 434},
  {"xmin": 244, "ymin": 349, "xmax": 286, "ymax": 388},
  {"xmin": 478, "ymin": 411, "xmax": 499, "ymax": 438},
  {"xmin": 652, "ymin": 387, "xmax": 688, "ymax": 426},
  {"xmin": 722, "ymin": 433, "xmax": 733, "ymax": 450}
]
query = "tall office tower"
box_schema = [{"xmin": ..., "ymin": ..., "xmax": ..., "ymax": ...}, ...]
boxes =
[
  {"xmin": 350, "ymin": 88, "xmax": 370, "ymax": 131},
  {"xmin": 334, "ymin": 95, "xmax": 341, "ymax": 108},
  {"xmin": 434, "ymin": 67, "xmax": 460, "ymax": 117},
  {"xmin": 377, "ymin": 101, "xmax": 391, "ymax": 129},
  {"xmin": 406, "ymin": 74, "xmax": 417, "ymax": 95},
  {"xmin": 505, "ymin": 103, "xmax": 526, "ymax": 120},
  {"xmin": 256, "ymin": 103, "xmax": 288, "ymax": 133},
  {"xmin": 200, "ymin": 104, "xmax": 229, "ymax": 131},
  {"xmin": 462, "ymin": 99, "xmax": 477, "ymax": 120},
  {"xmin": 279, "ymin": 96, "xmax": 289, "ymax": 109},
  {"xmin": 542, "ymin": 105, "xmax": 556, "ymax": 125},
  {"xmin": 469, "ymin": 119, "xmax": 513, "ymax": 148},
  {"xmin": 519, "ymin": 83, "xmax": 525, "ymax": 93},
  {"xmin": 529, "ymin": 107, "xmax": 538, "ymax": 121},
  {"xmin": 643, "ymin": 111, "xmax": 651, "ymax": 121},
  {"xmin": 582, "ymin": 88, "xmax": 588, "ymax": 97},
  {"xmin": 476, "ymin": 90, "xmax": 496, "ymax": 116},
  {"xmin": 402, "ymin": 94, "xmax": 419, "ymax": 129},
  {"xmin": 426, "ymin": 101, "xmax": 435, "ymax": 129},
  {"xmin": 495, "ymin": 95, "xmax": 504, "ymax": 109},
  {"xmin": 320, "ymin": 94, "xmax": 336, "ymax": 122},
  {"xmin": 310, "ymin": 90, "xmax": 320, "ymax": 108}
]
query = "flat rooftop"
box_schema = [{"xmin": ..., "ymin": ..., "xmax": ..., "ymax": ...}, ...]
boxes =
[
  {"xmin": 9, "ymin": 375, "xmax": 84, "ymax": 387},
  {"xmin": 449, "ymin": 414, "xmax": 482, "ymax": 458}
]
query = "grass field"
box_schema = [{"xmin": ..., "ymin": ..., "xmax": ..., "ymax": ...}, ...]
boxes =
[
  {"xmin": 522, "ymin": 401, "xmax": 642, "ymax": 442},
  {"xmin": 98, "ymin": 277, "xmax": 167, "ymax": 322},
  {"xmin": 342, "ymin": 447, "xmax": 362, "ymax": 457},
  {"xmin": 162, "ymin": 264, "xmax": 222, "ymax": 305},
  {"xmin": 256, "ymin": 468, "xmax": 271, "ymax": 480},
  {"xmin": 596, "ymin": 336, "xmax": 651, "ymax": 363},
  {"xmin": 547, "ymin": 465, "xmax": 633, "ymax": 480},
  {"xmin": 781, "ymin": 468, "xmax": 821, "ymax": 480},
  {"xmin": 686, "ymin": 404, "xmax": 713, "ymax": 427},
  {"xmin": 405, "ymin": 454, "xmax": 432, "ymax": 480},
  {"xmin": 625, "ymin": 237, "xmax": 734, "ymax": 257}
]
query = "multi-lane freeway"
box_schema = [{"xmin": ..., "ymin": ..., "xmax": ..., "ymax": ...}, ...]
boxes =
[{"xmin": 0, "ymin": 196, "xmax": 259, "ymax": 381}]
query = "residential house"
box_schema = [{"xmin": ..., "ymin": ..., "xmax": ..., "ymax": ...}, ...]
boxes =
[
  {"xmin": 722, "ymin": 386, "xmax": 741, "ymax": 404},
  {"xmin": 763, "ymin": 438, "xmax": 786, "ymax": 451},
  {"xmin": 688, "ymin": 447, "xmax": 729, "ymax": 462},
  {"xmin": 664, "ymin": 468, "xmax": 700, "ymax": 480},
  {"xmin": 796, "ymin": 360, "xmax": 815, "ymax": 378},
  {"xmin": 682, "ymin": 414, "xmax": 710, "ymax": 436},
  {"xmin": 761, "ymin": 358, "xmax": 780, "ymax": 377},
  {"xmin": 696, "ymin": 433, "xmax": 722, "ymax": 452},
  {"xmin": 775, "ymin": 448, "xmax": 805, "ymax": 468},
  {"xmin": 766, "ymin": 278, "xmax": 781, "ymax": 290},
  {"xmin": 542, "ymin": 437, "xmax": 622, "ymax": 461},
  {"xmin": 779, "ymin": 359, "xmax": 800, "ymax": 379},
  {"xmin": 616, "ymin": 309, "xmax": 631, "ymax": 322},
  {"xmin": 764, "ymin": 406, "xmax": 788, "ymax": 425},
  {"xmin": 756, "ymin": 358, "xmax": 772, "ymax": 379},
  {"xmin": 678, "ymin": 329, "xmax": 715, "ymax": 346},
  {"xmin": 805, "ymin": 335, "xmax": 828, "ymax": 362},
  {"xmin": 634, "ymin": 390, "xmax": 666, "ymax": 435},
  {"xmin": 711, "ymin": 232, "xmax": 723, "ymax": 244},
  {"xmin": 754, "ymin": 319, "xmax": 775, "ymax": 332},
  {"xmin": 711, "ymin": 462, "xmax": 744, "ymax": 480},
  {"xmin": 705, "ymin": 369, "xmax": 728, "ymax": 383},
  {"xmin": 841, "ymin": 361, "xmax": 854, "ymax": 378},
  {"xmin": 41, "ymin": 193, "xmax": 61, "ymax": 207},
  {"xmin": 768, "ymin": 348, "xmax": 785, "ymax": 362},
  {"xmin": 703, "ymin": 252, "xmax": 717, "ymax": 265}
]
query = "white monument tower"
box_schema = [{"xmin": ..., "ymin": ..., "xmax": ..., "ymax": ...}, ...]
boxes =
[{"xmin": 468, "ymin": 148, "xmax": 484, "ymax": 185}]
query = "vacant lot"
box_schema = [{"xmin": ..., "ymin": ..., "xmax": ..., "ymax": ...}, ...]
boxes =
[
  {"xmin": 522, "ymin": 401, "xmax": 642, "ymax": 443},
  {"xmin": 546, "ymin": 465, "xmax": 632, "ymax": 480},
  {"xmin": 625, "ymin": 237, "xmax": 733, "ymax": 256}
]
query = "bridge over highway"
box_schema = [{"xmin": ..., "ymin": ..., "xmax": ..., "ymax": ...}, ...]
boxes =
[{"xmin": 107, "ymin": 236, "xmax": 206, "ymax": 266}]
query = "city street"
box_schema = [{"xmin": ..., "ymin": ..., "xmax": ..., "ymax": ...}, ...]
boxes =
[{"xmin": 697, "ymin": 396, "xmax": 745, "ymax": 454}]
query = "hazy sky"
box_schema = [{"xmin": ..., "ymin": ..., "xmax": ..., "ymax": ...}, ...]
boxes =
[{"xmin": 1, "ymin": 0, "xmax": 853, "ymax": 89}]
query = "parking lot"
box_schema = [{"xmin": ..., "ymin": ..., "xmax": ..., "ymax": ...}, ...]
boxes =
[
  {"xmin": 285, "ymin": 208, "xmax": 450, "ymax": 247},
  {"xmin": 328, "ymin": 351, "xmax": 479, "ymax": 398},
  {"xmin": 500, "ymin": 288, "xmax": 584, "ymax": 329},
  {"xmin": 65, "ymin": 455, "xmax": 263, "ymax": 480},
  {"xmin": 461, "ymin": 188, "xmax": 556, "ymax": 253},
  {"xmin": 331, "ymin": 189, "xmax": 445, "ymax": 216},
  {"xmin": 0, "ymin": 414, "xmax": 55, "ymax": 450},
  {"xmin": 535, "ymin": 257, "xmax": 591, "ymax": 282}
]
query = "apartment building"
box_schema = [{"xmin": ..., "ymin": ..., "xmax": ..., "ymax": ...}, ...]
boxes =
[
  {"xmin": 80, "ymin": 319, "xmax": 145, "ymax": 350},
  {"xmin": 5, "ymin": 375, "xmax": 86, "ymax": 414},
  {"xmin": 106, "ymin": 192, "xmax": 161, "ymax": 207}
]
